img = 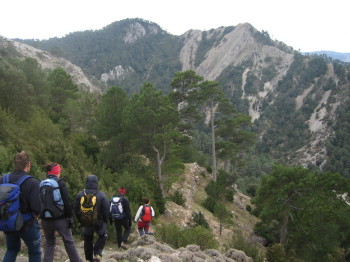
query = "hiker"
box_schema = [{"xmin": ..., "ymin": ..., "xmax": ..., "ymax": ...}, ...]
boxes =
[
  {"xmin": 110, "ymin": 187, "xmax": 132, "ymax": 249},
  {"xmin": 73, "ymin": 175, "xmax": 109, "ymax": 262},
  {"xmin": 134, "ymin": 198, "xmax": 155, "ymax": 236},
  {"xmin": 0, "ymin": 151, "xmax": 42, "ymax": 262},
  {"xmin": 40, "ymin": 163, "xmax": 82, "ymax": 262}
]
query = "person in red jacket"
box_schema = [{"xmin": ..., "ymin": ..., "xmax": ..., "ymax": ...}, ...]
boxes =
[{"xmin": 134, "ymin": 198, "xmax": 155, "ymax": 236}]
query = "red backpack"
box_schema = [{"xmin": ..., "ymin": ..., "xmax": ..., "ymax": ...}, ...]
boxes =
[{"xmin": 141, "ymin": 205, "xmax": 152, "ymax": 222}]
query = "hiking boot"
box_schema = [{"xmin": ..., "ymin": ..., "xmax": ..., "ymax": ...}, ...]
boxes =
[
  {"xmin": 93, "ymin": 254, "xmax": 102, "ymax": 262},
  {"xmin": 120, "ymin": 242, "xmax": 129, "ymax": 250}
]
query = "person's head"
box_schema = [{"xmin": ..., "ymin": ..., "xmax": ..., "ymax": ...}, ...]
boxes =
[
  {"xmin": 13, "ymin": 151, "xmax": 30, "ymax": 171},
  {"xmin": 118, "ymin": 187, "xmax": 127, "ymax": 195},
  {"xmin": 44, "ymin": 163, "xmax": 61, "ymax": 177},
  {"xmin": 143, "ymin": 198, "xmax": 150, "ymax": 205},
  {"xmin": 86, "ymin": 174, "xmax": 98, "ymax": 190}
]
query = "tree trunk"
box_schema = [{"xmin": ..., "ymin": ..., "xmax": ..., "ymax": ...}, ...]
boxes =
[
  {"xmin": 210, "ymin": 101, "xmax": 217, "ymax": 181},
  {"xmin": 152, "ymin": 144, "xmax": 166, "ymax": 198},
  {"xmin": 280, "ymin": 212, "xmax": 289, "ymax": 245}
]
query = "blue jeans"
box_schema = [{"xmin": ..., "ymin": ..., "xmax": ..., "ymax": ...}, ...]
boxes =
[{"xmin": 3, "ymin": 220, "xmax": 42, "ymax": 262}]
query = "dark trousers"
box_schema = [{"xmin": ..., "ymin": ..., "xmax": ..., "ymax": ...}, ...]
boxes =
[
  {"xmin": 114, "ymin": 217, "xmax": 131, "ymax": 247},
  {"xmin": 3, "ymin": 220, "xmax": 41, "ymax": 262},
  {"xmin": 82, "ymin": 223, "xmax": 107, "ymax": 262},
  {"xmin": 41, "ymin": 218, "xmax": 81, "ymax": 262}
]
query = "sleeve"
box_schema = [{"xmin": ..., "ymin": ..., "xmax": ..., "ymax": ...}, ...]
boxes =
[
  {"xmin": 123, "ymin": 198, "xmax": 132, "ymax": 221},
  {"xmin": 151, "ymin": 206, "xmax": 155, "ymax": 217},
  {"xmin": 99, "ymin": 192, "xmax": 110, "ymax": 223},
  {"xmin": 73, "ymin": 192, "xmax": 82, "ymax": 218},
  {"xmin": 134, "ymin": 206, "xmax": 143, "ymax": 222},
  {"xmin": 59, "ymin": 180, "xmax": 73, "ymax": 218},
  {"xmin": 28, "ymin": 178, "xmax": 42, "ymax": 216}
]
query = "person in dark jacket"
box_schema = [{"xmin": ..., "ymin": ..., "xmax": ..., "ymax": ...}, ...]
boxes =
[
  {"xmin": 40, "ymin": 163, "xmax": 82, "ymax": 262},
  {"xmin": 110, "ymin": 188, "xmax": 132, "ymax": 250},
  {"xmin": 74, "ymin": 175, "xmax": 109, "ymax": 262},
  {"xmin": 0, "ymin": 151, "xmax": 42, "ymax": 262}
]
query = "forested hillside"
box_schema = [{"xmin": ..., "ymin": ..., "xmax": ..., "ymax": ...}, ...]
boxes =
[
  {"xmin": 2, "ymin": 18, "xmax": 350, "ymax": 261},
  {"xmin": 18, "ymin": 18, "xmax": 350, "ymax": 183}
]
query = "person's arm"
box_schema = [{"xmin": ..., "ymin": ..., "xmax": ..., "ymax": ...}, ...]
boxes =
[
  {"xmin": 100, "ymin": 192, "xmax": 110, "ymax": 223},
  {"xmin": 73, "ymin": 192, "xmax": 81, "ymax": 219},
  {"xmin": 28, "ymin": 178, "xmax": 42, "ymax": 216},
  {"xmin": 134, "ymin": 206, "xmax": 143, "ymax": 222},
  {"xmin": 123, "ymin": 198, "xmax": 132, "ymax": 221},
  {"xmin": 151, "ymin": 206, "xmax": 155, "ymax": 217},
  {"xmin": 59, "ymin": 180, "xmax": 73, "ymax": 218}
]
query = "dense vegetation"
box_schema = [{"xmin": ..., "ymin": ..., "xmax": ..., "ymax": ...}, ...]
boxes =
[
  {"xmin": 3, "ymin": 19, "xmax": 350, "ymax": 260},
  {"xmin": 19, "ymin": 18, "xmax": 183, "ymax": 93},
  {"xmin": 253, "ymin": 165, "xmax": 350, "ymax": 261},
  {"xmin": 0, "ymin": 56, "xmax": 253, "ymax": 244}
]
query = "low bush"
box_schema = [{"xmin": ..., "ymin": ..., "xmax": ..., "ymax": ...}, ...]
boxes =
[{"xmin": 156, "ymin": 223, "xmax": 218, "ymax": 250}]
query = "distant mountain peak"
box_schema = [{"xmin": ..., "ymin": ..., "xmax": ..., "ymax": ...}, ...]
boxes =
[
  {"xmin": 123, "ymin": 20, "xmax": 162, "ymax": 43},
  {"xmin": 104, "ymin": 18, "xmax": 166, "ymax": 43}
]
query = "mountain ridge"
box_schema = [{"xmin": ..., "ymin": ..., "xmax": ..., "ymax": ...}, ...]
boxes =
[{"xmin": 4, "ymin": 18, "xmax": 350, "ymax": 176}]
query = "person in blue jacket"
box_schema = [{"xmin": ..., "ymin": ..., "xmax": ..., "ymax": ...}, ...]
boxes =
[{"xmin": 0, "ymin": 151, "xmax": 42, "ymax": 262}]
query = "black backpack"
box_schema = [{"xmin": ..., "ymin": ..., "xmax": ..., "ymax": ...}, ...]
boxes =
[
  {"xmin": 78, "ymin": 190, "xmax": 98, "ymax": 227},
  {"xmin": 39, "ymin": 177, "xmax": 65, "ymax": 219},
  {"xmin": 110, "ymin": 196, "xmax": 125, "ymax": 220}
]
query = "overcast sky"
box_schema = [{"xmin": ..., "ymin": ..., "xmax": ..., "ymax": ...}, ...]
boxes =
[{"xmin": 1, "ymin": 0, "xmax": 349, "ymax": 53}]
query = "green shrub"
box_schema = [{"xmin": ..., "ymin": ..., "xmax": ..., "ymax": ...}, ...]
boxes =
[
  {"xmin": 230, "ymin": 234, "xmax": 265, "ymax": 262},
  {"xmin": 225, "ymin": 188, "xmax": 235, "ymax": 202},
  {"xmin": 156, "ymin": 223, "xmax": 218, "ymax": 250},
  {"xmin": 246, "ymin": 205, "xmax": 252, "ymax": 213},
  {"xmin": 171, "ymin": 189, "xmax": 185, "ymax": 206},
  {"xmin": 203, "ymin": 196, "xmax": 216, "ymax": 213},
  {"xmin": 266, "ymin": 244, "xmax": 302, "ymax": 262},
  {"xmin": 190, "ymin": 211, "xmax": 209, "ymax": 229},
  {"xmin": 206, "ymin": 166, "xmax": 212, "ymax": 173}
]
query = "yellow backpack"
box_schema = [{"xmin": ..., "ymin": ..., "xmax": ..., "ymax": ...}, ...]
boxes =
[{"xmin": 78, "ymin": 190, "xmax": 98, "ymax": 226}]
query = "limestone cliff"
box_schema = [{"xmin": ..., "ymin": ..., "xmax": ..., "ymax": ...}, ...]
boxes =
[{"xmin": 0, "ymin": 36, "xmax": 100, "ymax": 93}]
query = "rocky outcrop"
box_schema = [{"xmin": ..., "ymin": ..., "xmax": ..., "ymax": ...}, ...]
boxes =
[
  {"xmin": 123, "ymin": 21, "xmax": 161, "ymax": 44},
  {"xmin": 100, "ymin": 65, "xmax": 134, "ymax": 82},
  {"xmin": 0, "ymin": 36, "xmax": 100, "ymax": 93},
  {"xmin": 105, "ymin": 235, "xmax": 253, "ymax": 262},
  {"xmin": 179, "ymin": 23, "xmax": 294, "ymax": 121}
]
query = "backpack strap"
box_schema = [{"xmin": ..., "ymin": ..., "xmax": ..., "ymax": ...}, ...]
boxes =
[
  {"xmin": 2, "ymin": 174, "xmax": 31, "ymax": 185},
  {"xmin": 16, "ymin": 175, "xmax": 32, "ymax": 186},
  {"xmin": 3, "ymin": 173, "xmax": 10, "ymax": 184}
]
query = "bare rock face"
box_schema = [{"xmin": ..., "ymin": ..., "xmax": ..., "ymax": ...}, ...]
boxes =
[
  {"xmin": 0, "ymin": 36, "xmax": 100, "ymax": 94},
  {"xmin": 179, "ymin": 24, "xmax": 294, "ymax": 122},
  {"xmin": 123, "ymin": 22, "xmax": 161, "ymax": 44},
  {"xmin": 100, "ymin": 65, "xmax": 134, "ymax": 82}
]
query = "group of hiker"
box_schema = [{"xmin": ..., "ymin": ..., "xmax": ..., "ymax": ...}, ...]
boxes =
[{"xmin": 0, "ymin": 151, "xmax": 155, "ymax": 262}]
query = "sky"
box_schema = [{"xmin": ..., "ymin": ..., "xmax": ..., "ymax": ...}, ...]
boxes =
[{"xmin": 1, "ymin": 0, "xmax": 349, "ymax": 53}]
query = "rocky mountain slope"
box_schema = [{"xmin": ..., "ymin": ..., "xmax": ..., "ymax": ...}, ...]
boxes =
[
  {"xmin": 6, "ymin": 18, "xmax": 350, "ymax": 173},
  {"xmin": 0, "ymin": 36, "xmax": 99, "ymax": 93}
]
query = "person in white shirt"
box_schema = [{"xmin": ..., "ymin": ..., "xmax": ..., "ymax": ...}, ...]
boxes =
[{"xmin": 134, "ymin": 198, "xmax": 155, "ymax": 236}]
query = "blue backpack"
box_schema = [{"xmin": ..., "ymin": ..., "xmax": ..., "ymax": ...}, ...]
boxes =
[
  {"xmin": 110, "ymin": 196, "xmax": 125, "ymax": 220},
  {"xmin": 39, "ymin": 177, "xmax": 64, "ymax": 219},
  {"xmin": 0, "ymin": 174, "xmax": 33, "ymax": 232}
]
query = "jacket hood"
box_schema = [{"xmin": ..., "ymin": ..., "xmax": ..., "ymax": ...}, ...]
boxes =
[{"xmin": 86, "ymin": 175, "xmax": 98, "ymax": 190}]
